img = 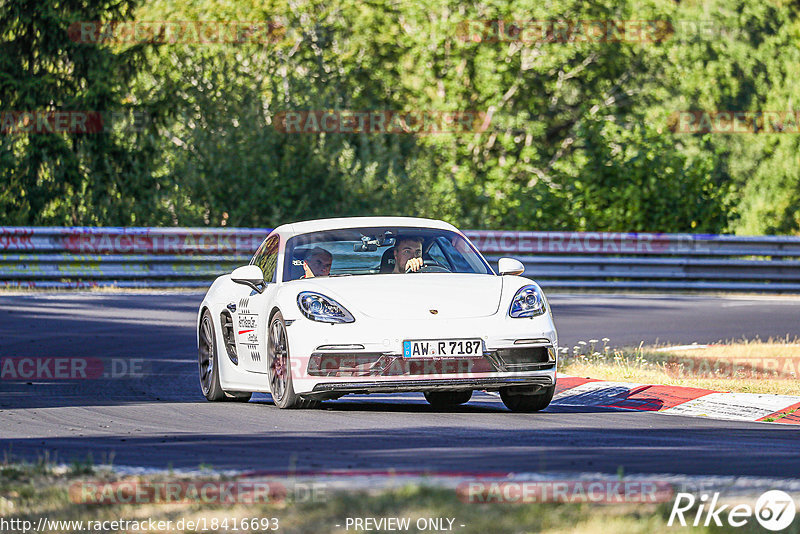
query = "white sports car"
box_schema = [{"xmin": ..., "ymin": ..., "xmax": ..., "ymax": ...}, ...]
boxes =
[{"xmin": 197, "ymin": 217, "xmax": 558, "ymax": 411}]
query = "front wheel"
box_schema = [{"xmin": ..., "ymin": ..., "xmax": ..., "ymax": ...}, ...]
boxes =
[
  {"xmin": 500, "ymin": 385, "xmax": 555, "ymax": 413},
  {"xmin": 424, "ymin": 390, "xmax": 472, "ymax": 408},
  {"xmin": 268, "ymin": 312, "xmax": 318, "ymax": 409}
]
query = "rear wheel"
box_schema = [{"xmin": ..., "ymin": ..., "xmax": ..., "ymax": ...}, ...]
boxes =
[
  {"xmin": 268, "ymin": 312, "xmax": 319, "ymax": 409},
  {"xmin": 500, "ymin": 385, "xmax": 555, "ymax": 413},
  {"xmin": 424, "ymin": 390, "xmax": 473, "ymax": 409}
]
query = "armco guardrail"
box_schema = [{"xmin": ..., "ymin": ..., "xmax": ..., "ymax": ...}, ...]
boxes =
[
  {"xmin": 0, "ymin": 227, "xmax": 263, "ymax": 288},
  {"xmin": 1, "ymin": 227, "xmax": 800, "ymax": 291}
]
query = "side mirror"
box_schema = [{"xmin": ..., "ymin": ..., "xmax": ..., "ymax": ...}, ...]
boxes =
[
  {"xmin": 231, "ymin": 265, "xmax": 265, "ymax": 293},
  {"xmin": 498, "ymin": 257, "xmax": 525, "ymax": 276}
]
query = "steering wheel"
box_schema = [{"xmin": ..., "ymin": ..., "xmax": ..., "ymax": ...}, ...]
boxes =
[{"xmin": 406, "ymin": 260, "xmax": 450, "ymax": 273}]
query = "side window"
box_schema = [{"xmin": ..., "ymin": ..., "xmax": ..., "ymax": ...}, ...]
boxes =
[
  {"xmin": 251, "ymin": 234, "xmax": 280, "ymax": 283},
  {"xmin": 425, "ymin": 240, "xmax": 449, "ymax": 268},
  {"xmin": 434, "ymin": 236, "xmax": 476, "ymax": 273}
]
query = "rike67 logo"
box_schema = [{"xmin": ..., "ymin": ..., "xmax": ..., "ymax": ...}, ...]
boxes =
[{"xmin": 669, "ymin": 490, "xmax": 796, "ymax": 531}]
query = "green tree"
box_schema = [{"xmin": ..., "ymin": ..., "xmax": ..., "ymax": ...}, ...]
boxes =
[
  {"xmin": 0, "ymin": 0, "xmax": 166, "ymax": 225},
  {"xmin": 4, "ymin": 0, "xmax": 798, "ymax": 234}
]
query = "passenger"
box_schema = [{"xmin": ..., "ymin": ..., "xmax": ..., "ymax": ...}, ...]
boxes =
[
  {"xmin": 302, "ymin": 247, "xmax": 332, "ymax": 278},
  {"xmin": 393, "ymin": 236, "xmax": 424, "ymax": 273}
]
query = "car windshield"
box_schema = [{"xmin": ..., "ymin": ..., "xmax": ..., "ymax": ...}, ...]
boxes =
[{"xmin": 283, "ymin": 227, "xmax": 492, "ymax": 281}]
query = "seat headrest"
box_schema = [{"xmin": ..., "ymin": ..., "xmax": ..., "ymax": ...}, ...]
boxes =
[
  {"xmin": 288, "ymin": 249, "xmax": 312, "ymax": 280},
  {"xmin": 379, "ymin": 247, "xmax": 395, "ymax": 273}
]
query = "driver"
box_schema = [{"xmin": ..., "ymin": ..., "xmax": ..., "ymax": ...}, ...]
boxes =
[
  {"xmin": 393, "ymin": 236, "xmax": 424, "ymax": 273},
  {"xmin": 302, "ymin": 247, "xmax": 332, "ymax": 278}
]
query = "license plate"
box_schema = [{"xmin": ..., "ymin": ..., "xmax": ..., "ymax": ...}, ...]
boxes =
[{"xmin": 403, "ymin": 339, "xmax": 483, "ymax": 358}]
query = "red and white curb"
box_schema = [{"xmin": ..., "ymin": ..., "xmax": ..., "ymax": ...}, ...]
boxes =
[{"xmin": 552, "ymin": 376, "xmax": 800, "ymax": 425}]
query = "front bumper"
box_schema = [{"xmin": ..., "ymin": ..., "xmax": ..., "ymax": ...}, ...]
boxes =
[{"xmin": 283, "ymin": 310, "xmax": 558, "ymax": 396}]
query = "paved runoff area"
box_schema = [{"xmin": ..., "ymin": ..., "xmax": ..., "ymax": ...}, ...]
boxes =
[{"xmin": 0, "ymin": 292, "xmax": 799, "ymax": 478}]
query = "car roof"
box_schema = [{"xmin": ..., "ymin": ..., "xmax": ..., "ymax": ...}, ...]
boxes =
[{"xmin": 273, "ymin": 216, "xmax": 459, "ymax": 237}]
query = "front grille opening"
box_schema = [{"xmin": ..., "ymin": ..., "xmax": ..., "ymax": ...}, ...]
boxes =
[
  {"xmin": 308, "ymin": 354, "xmax": 496, "ymax": 377},
  {"xmin": 495, "ymin": 346, "xmax": 553, "ymax": 370},
  {"xmin": 308, "ymin": 353, "xmax": 387, "ymax": 377},
  {"xmin": 219, "ymin": 311, "xmax": 238, "ymax": 365},
  {"xmin": 385, "ymin": 357, "xmax": 494, "ymax": 376}
]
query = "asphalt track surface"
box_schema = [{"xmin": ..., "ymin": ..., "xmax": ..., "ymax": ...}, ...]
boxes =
[{"xmin": 1, "ymin": 292, "xmax": 799, "ymax": 477}]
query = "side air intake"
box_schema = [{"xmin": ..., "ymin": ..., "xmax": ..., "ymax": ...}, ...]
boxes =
[{"xmin": 219, "ymin": 311, "xmax": 239, "ymax": 365}]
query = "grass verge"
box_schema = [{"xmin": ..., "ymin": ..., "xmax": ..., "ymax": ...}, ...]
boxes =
[
  {"xmin": 558, "ymin": 338, "xmax": 800, "ymax": 396},
  {"xmin": 1, "ymin": 461, "xmax": 784, "ymax": 534}
]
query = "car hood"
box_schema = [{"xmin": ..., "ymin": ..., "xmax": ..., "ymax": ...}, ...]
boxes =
[{"xmin": 295, "ymin": 274, "xmax": 503, "ymax": 319}]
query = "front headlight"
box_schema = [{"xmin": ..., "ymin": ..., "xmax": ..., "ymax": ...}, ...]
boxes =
[
  {"xmin": 509, "ymin": 285, "xmax": 546, "ymax": 318},
  {"xmin": 297, "ymin": 292, "xmax": 355, "ymax": 324}
]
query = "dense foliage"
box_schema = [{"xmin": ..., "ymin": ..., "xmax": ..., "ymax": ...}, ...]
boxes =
[{"xmin": 1, "ymin": 0, "xmax": 798, "ymax": 233}]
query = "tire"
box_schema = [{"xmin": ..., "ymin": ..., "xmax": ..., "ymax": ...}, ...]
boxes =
[
  {"xmin": 198, "ymin": 310, "xmax": 225, "ymax": 401},
  {"xmin": 424, "ymin": 390, "xmax": 473, "ymax": 409},
  {"xmin": 199, "ymin": 310, "xmax": 253, "ymax": 402},
  {"xmin": 500, "ymin": 385, "xmax": 555, "ymax": 413},
  {"xmin": 267, "ymin": 311, "xmax": 319, "ymax": 409}
]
